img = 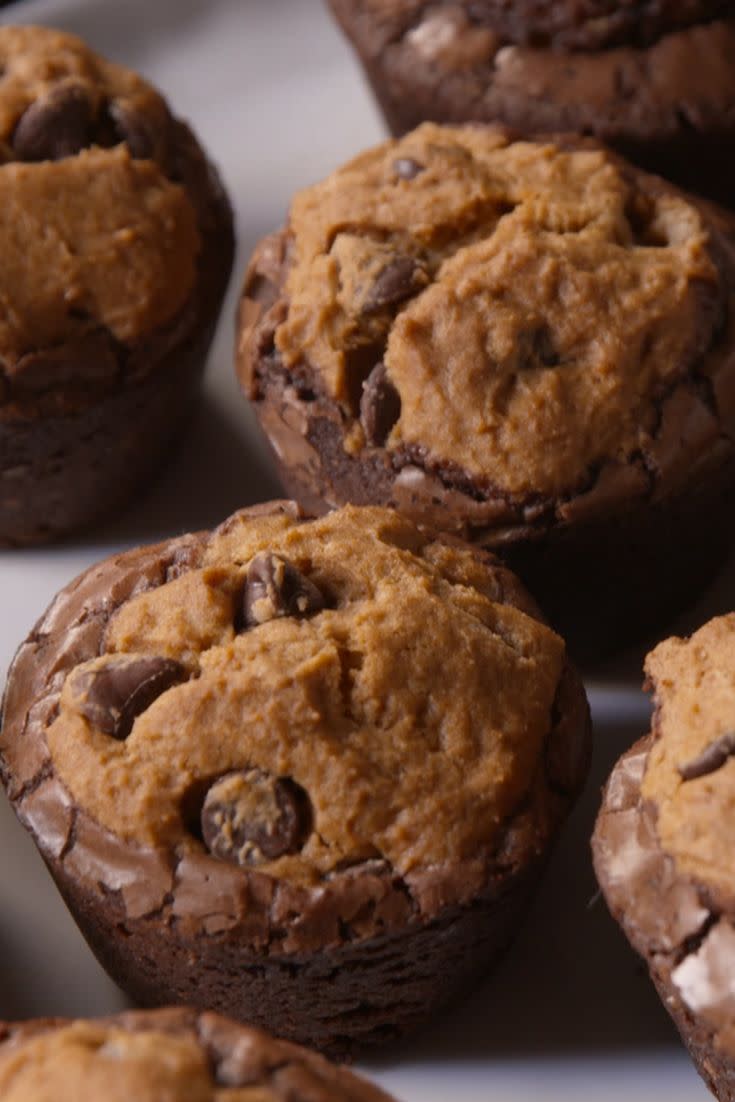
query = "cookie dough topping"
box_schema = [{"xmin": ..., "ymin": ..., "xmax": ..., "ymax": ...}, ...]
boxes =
[
  {"xmin": 47, "ymin": 505, "xmax": 566, "ymax": 887},
  {"xmin": 0, "ymin": 1010, "xmax": 394, "ymax": 1101}
]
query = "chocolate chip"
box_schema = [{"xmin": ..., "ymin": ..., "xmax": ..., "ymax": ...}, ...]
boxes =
[
  {"xmin": 69, "ymin": 655, "xmax": 186, "ymax": 740},
  {"xmin": 363, "ymin": 256, "xmax": 428, "ymax": 314},
  {"xmin": 106, "ymin": 100, "xmax": 157, "ymax": 160},
  {"xmin": 201, "ymin": 769, "xmax": 312, "ymax": 866},
  {"xmin": 360, "ymin": 363, "xmax": 401, "ymax": 446},
  {"xmin": 242, "ymin": 553, "xmax": 324, "ymax": 628},
  {"xmin": 393, "ymin": 157, "xmax": 424, "ymax": 180},
  {"xmin": 517, "ymin": 324, "xmax": 560, "ymax": 370},
  {"xmin": 343, "ymin": 340, "xmax": 387, "ymax": 414},
  {"xmin": 13, "ymin": 83, "xmax": 94, "ymax": 161},
  {"xmin": 533, "ymin": 325, "xmax": 560, "ymax": 367},
  {"xmin": 678, "ymin": 732, "xmax": 735, "ymax": 781}
]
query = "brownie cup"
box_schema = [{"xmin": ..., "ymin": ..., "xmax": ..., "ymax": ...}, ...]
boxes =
[
  {"xmin": 0, "ymin": 500, "xmax": 590, "ymax": 1056},
  {"xmin": 0, "ymin": 1008, "xmax": 397, "ymax": 1100},
  {"xmin": 0, "ymin": 26, "xmax": 233, "ymax": 545},
  {"xmin": 237, "ymin": 123, "xmax": 735, "ymax": 658},
  {"xmin": 327, "ymin": 0, "xmax": 735, "ymax": 209},
  {"xmin": 593, "ymin": 614, "xmax": 735, "ymax": 1101}
]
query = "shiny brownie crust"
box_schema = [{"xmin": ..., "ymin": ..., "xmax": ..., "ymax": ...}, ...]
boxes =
[
  {"xmin": 327, "ymin": 2, "xmax": 735, "ymax": 208},
  {"xmin": 593, "ymin": 736, "xmax": 735, "ymax": 1101},
  {"xmin": 0, "ymin": 506, "xmax": 590, "ymax": 1056}
]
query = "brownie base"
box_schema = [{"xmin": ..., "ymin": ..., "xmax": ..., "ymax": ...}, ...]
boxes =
[
  {"xmin": 498, "ymin": 461, "xmax": 735, "ymax": 663},
  {"xmin": 47, "ymin": 848, "xmax": 541, "ymax": 1059},
  {"xmin": 329, "ymin": 3, "xmax": 735, "ymax": 209},
  {"xmin": 0, "ymin": 332, "xmax": 205, "ymax": 547}
]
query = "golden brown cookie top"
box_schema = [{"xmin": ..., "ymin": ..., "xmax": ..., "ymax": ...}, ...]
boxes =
[
  {"xmin": 274, "ymin": 122, "xmax": 726, "ymax": 500},
  {"xmin": 0, "ymin": 1009, "xmax": 395, "ymax": 1101},
  {"xmin": 641, "ymin": 614, "xmax": 735, "ymax": 906},
  {"xmin": 44, "ymin": 504, "xmax": 564, "ymax": 887},
  {"xmin": 0, "ymin": 26, "xmax": 200, "ymax": 375}
]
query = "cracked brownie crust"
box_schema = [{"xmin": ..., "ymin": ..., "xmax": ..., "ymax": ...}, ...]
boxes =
[
  {"xmin": 0, "ymin": 1008, "xmax": 397, "ymax": 1100},
  {"xmin": 0, "ymin": 26, "xmax": 234, "ymax": 544},
  {"xmin": 0, "ymin": 501, "xmax": 590, "ymax": 1055},
  {"xmin": 237, "ymin": 123, "xmax": 735, "ymax": 656},
  {"xmin": 593, "ymin": 614, "xmax": 735, "ymax": 1101},
  {"xmin": 327, "ymin": 1, "xmax": 735, "ymax": 208}
]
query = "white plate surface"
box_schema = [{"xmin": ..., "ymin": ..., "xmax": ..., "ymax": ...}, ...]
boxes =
[{"xmin": 0, "ymin": 1, "xmax": 730, "ymax": 1098}]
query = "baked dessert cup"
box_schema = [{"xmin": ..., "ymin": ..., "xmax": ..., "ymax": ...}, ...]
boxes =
[
  {"xmin": 594, "ymin": 613, "xmax": 735, "ymax": 1101},
  {"xmin": 327, "ymin": 0, "xmax": 735, "ymax": 209},
  {"xmin": 0, "ymin": 1007, "xmax": 397, "ymax": 1100},
  {"xmin": 237, "ymin": 123, "xmax": 735, "ymax": 659},
  {"xmin": 0, "ymin": 26, "xmax": 234, "ymax": 545},
  {"xmin": 0, "ymin": 501, "xmax": 590, "ymax": 1056}
]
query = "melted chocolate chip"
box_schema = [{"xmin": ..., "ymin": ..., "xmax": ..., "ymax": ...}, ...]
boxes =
[
  {"xmin": 201, "ymin": 769, "xmax": 312, "ymax": 866},
  {"xmin": 13, "ymin": 83, "xmax": 94, "ymax": 161},
  {"xmin": 360, "ymin": 363, "xmax": 401, "ymax": 446},
  {"xmin": 242, "ymin": 553, "xmax": 324, "ymax": 628},
  {"xmin": 362, "ymin": 257, "xmax": 428, "ymax": 314},
  {"xmin": 393, "ymin": 157, "xmax": 424, "ymax": 180},
  {"xmin": 69, "ymin": 655, "xmax": 186, "ymax": 740},
  {"xmin": 678, "ymin": 732, "xmax": 735, "ymax": 781}
]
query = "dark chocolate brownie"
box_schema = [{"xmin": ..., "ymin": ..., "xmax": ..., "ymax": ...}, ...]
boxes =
[
  {"xmin": 593, "ymin": 614, "xmax": 735, "ymax": 1102},
  {"xmin": 0, "ymin": 1008, "xmax": 397, "ymax": 1100},
  {"xmin": 0, "ymin": 26, "xmax": 234, "ymax": 545},
  {"xmin": 0, "ymin": 500, "xmax": 590, "ymax": 1056},
  {"xmin": 237, "ymin": 123, "xmax": 735, "ymax": 660},
  {"xmin": 327, "ymin": 0, "xmax": 735, "ymax": 208}
]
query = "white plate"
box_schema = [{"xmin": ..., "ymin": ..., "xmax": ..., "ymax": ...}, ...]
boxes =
[{"xmin": 0, "ymin": 1, "xmax": 729, "ymax": 1098}]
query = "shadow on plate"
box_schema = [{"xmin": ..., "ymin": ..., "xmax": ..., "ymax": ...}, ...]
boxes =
[{"xmin": 367, "ymin": 708, "xmax": 681, "ymax": 1067}]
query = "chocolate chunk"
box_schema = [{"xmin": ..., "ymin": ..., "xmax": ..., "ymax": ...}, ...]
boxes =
[
  {"xmin": 360, "ymin": 363, "xmax": 401, "ymax": 446},
  {"xmin": 242, "ymin": 552, "xmax": 324, "ymax": 627},
  {"xmin": 678, "ymin": 732, "xmax": 735, "ymax": 781},
  {"xmin": 13, "ymin": 83, "xmax": 93, "ymax": 161},
  {"xmin": 362, "ymin": 257, "xmax": 429, "ymax": 314},
  {"xmin": 201, "ymin": 769, "xmax": 312, "ymax": 866},
  {"xmin": 69, "ymin": 655, "xmax": 186, "ymax": 740},
  {"xmin": 393, "ymin": 157, "xmax": 424, "ymax": 180}
]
